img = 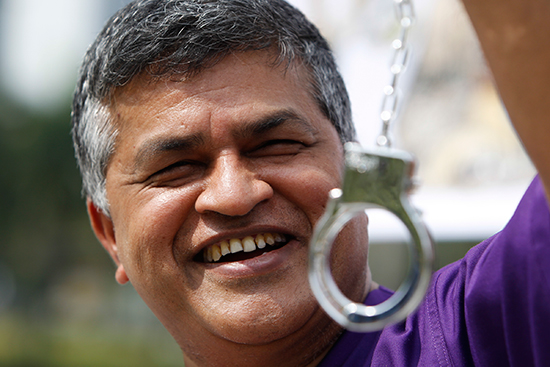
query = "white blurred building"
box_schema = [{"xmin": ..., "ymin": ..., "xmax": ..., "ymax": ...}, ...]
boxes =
[{"xmin": 0, "ymin": 0, "xmax": 132, "ymax": 110}]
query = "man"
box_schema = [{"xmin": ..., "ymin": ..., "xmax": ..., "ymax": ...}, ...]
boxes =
[{"xmin": 71, "ymin": 0, "xmax": 550, "ymax": 366}]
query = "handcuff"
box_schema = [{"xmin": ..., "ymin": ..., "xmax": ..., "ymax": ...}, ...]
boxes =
[
  {"xmin": 308, "ymin": 0, "xmax": 435, "ymax": 332},
  {"xmin": 308, "ymin": 143, "xmax": 434, "ymax": 332}
]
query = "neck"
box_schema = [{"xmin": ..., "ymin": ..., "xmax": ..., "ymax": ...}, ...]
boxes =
[{"xmin": 180, "ymin": 316, "xmax": 343, "ymax": 367}]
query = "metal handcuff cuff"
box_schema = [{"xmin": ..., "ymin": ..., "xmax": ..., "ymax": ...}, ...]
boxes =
[{"xmin": 308, "ymin": 0, "xmax": 435, "ymax": 332}]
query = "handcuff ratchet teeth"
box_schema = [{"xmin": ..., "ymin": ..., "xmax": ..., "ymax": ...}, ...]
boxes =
[{"xmin": 308, "ymin": 142, "xmax": 434, "ymax": 332}]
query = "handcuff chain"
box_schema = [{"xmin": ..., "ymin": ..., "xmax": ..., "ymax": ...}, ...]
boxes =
[{"xmin": 377, "ymin": 0, "xmax": 416, "ymax": 148}]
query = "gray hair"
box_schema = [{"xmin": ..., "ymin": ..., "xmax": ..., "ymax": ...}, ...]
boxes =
[{"xmin": 71, "ymin": 0, "xmax": 355, "ymax": 214}]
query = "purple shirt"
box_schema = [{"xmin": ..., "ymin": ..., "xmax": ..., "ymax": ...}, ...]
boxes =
[{"xmin": 320, "ymin": 177, "xmax": 550, "ymax": 366}]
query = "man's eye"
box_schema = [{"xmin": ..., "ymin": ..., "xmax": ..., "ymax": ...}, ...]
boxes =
[
  {"xmin": 250, "ymin": 140, "xmax": 305, "ymax": 156},
  {"xmin": 148, "ymin": 161, "xmax": 199, "ymax": 186}
]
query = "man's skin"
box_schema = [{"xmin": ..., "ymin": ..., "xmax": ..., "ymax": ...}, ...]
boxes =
[{"xmin": 87, "ymin": 51, "xmax": 372, "ymax": 366}]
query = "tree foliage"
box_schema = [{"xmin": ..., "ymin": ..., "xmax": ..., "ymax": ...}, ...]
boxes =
[{"xmin": 0, "ymin": 91, "xmax": 111, "ymax": 310}]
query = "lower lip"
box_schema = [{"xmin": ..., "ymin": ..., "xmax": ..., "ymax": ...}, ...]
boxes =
[{"xmin": 203, "ymin": 239, "xmax": 301, "ymax": 278}]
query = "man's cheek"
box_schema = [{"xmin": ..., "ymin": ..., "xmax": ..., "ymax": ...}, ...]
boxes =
[{"xmin": 281, "ymin": 170, "xmax": 339, "ymax": 213}]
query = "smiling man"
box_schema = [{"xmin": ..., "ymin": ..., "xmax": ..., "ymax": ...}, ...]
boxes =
[
  {"xmin": 73, "ymin": 1, "xmax": 370, "ymax": 365},
  {"xmin": 72, "ymin": 0, "xmax": 550, "ymax": 366}
]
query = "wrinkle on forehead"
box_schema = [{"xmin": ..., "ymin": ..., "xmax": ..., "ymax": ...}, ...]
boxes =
[{"xmin": 110, "ymin": 50, "xmax": 310, "ymax": 112}]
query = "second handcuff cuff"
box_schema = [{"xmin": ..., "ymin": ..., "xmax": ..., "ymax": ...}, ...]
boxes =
[{"xmin": 308, "ymin": 0, "xmax": 435, "ymax": 332}]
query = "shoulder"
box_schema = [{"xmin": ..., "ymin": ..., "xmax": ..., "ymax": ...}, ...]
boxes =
[
  {"xmin": 462, "ymin": 176, "xmax": 550, "ymax": 365},
  {"xmin": 375, "ymin": 176, "xmax": 550, "ymax": 366},
  {"xmin": 423, "ymin": 176, "xmax": 550, "ymax": 366}
]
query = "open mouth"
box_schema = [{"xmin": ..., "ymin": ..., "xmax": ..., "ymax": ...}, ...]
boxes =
[{"xmin": 198, "ymin": 233, "xmax": 290, "ymax": 263}]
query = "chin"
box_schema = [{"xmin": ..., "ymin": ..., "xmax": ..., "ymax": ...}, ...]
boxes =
[{"xmin": 212, "ymin": 292, "xmax": 321, "ymax": 345}]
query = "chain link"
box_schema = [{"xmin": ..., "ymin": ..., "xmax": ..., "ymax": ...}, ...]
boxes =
[{"xmin": 376, "ymin": 0, "xmax": 416, "ymax": 147}]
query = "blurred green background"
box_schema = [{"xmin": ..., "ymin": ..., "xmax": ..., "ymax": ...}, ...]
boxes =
[
  {"xmin": 0, "ymin": 92, "xmax": 184, "ymax": 366},
  {"xmin": 0, "ymin": 0, "xmax": 535, "ymax": 365}
]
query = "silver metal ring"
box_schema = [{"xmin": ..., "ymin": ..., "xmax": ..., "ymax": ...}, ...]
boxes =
[{"xmin": 308, "ymin": 143, "xmax": 434, "ymax": 332}]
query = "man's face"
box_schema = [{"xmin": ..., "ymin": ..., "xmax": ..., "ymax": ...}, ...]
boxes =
[{"xmin": 92, "ymin": 51, "xmax": 368, "ymax": 358}]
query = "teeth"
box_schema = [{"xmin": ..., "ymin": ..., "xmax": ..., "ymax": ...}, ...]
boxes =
[
  {"xmin": 230, "ymin": 238, "xmax": 243, "ymax": 253},
  {"xmin": 203, "ymin": 233, "xmax": 287, "ymax": 263},
  {"xmin": 243, "ymin": 236, "xmax": 256, "ymax": 252},
  {"xmin": 212, "ymin": 246, "xmax": 222, "ymax": 262},
  {"xmin": 265, "ymin": 233, "xmax": 275, "ymax": 245},
  {"xmin": 256, "ymin": 234, "xmax": 266, "ymax": 249},
  {"xmin": 220, "ymin": 241, "xmax": 230, "ymax": 256},
  {"xmin": 205, "ymin": 247, "xmax": 213, "ymax": 262}
]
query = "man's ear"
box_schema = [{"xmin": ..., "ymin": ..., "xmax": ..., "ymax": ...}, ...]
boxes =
[{"xmin": 87, "ymin": 198, "xmax": 129, "ymax": 285}]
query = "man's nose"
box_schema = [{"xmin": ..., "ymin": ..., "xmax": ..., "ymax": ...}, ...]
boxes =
[{"xmin": 195, "ymin": 155, "xmax": 273, "ymax": 216}]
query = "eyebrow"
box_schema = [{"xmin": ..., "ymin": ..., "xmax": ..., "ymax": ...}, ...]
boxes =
[
  {"xmin": 236, "ymin": 109, "xmax": 317, "ymax": 138},
  {"xmin": 133, "ymin": 134, "xmax": 205, "ymax": 171}
]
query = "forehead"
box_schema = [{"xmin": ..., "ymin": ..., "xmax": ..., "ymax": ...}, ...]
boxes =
[{"xmin": 110, "ymin": 51, "xmax": 317, "ymax": 128}]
